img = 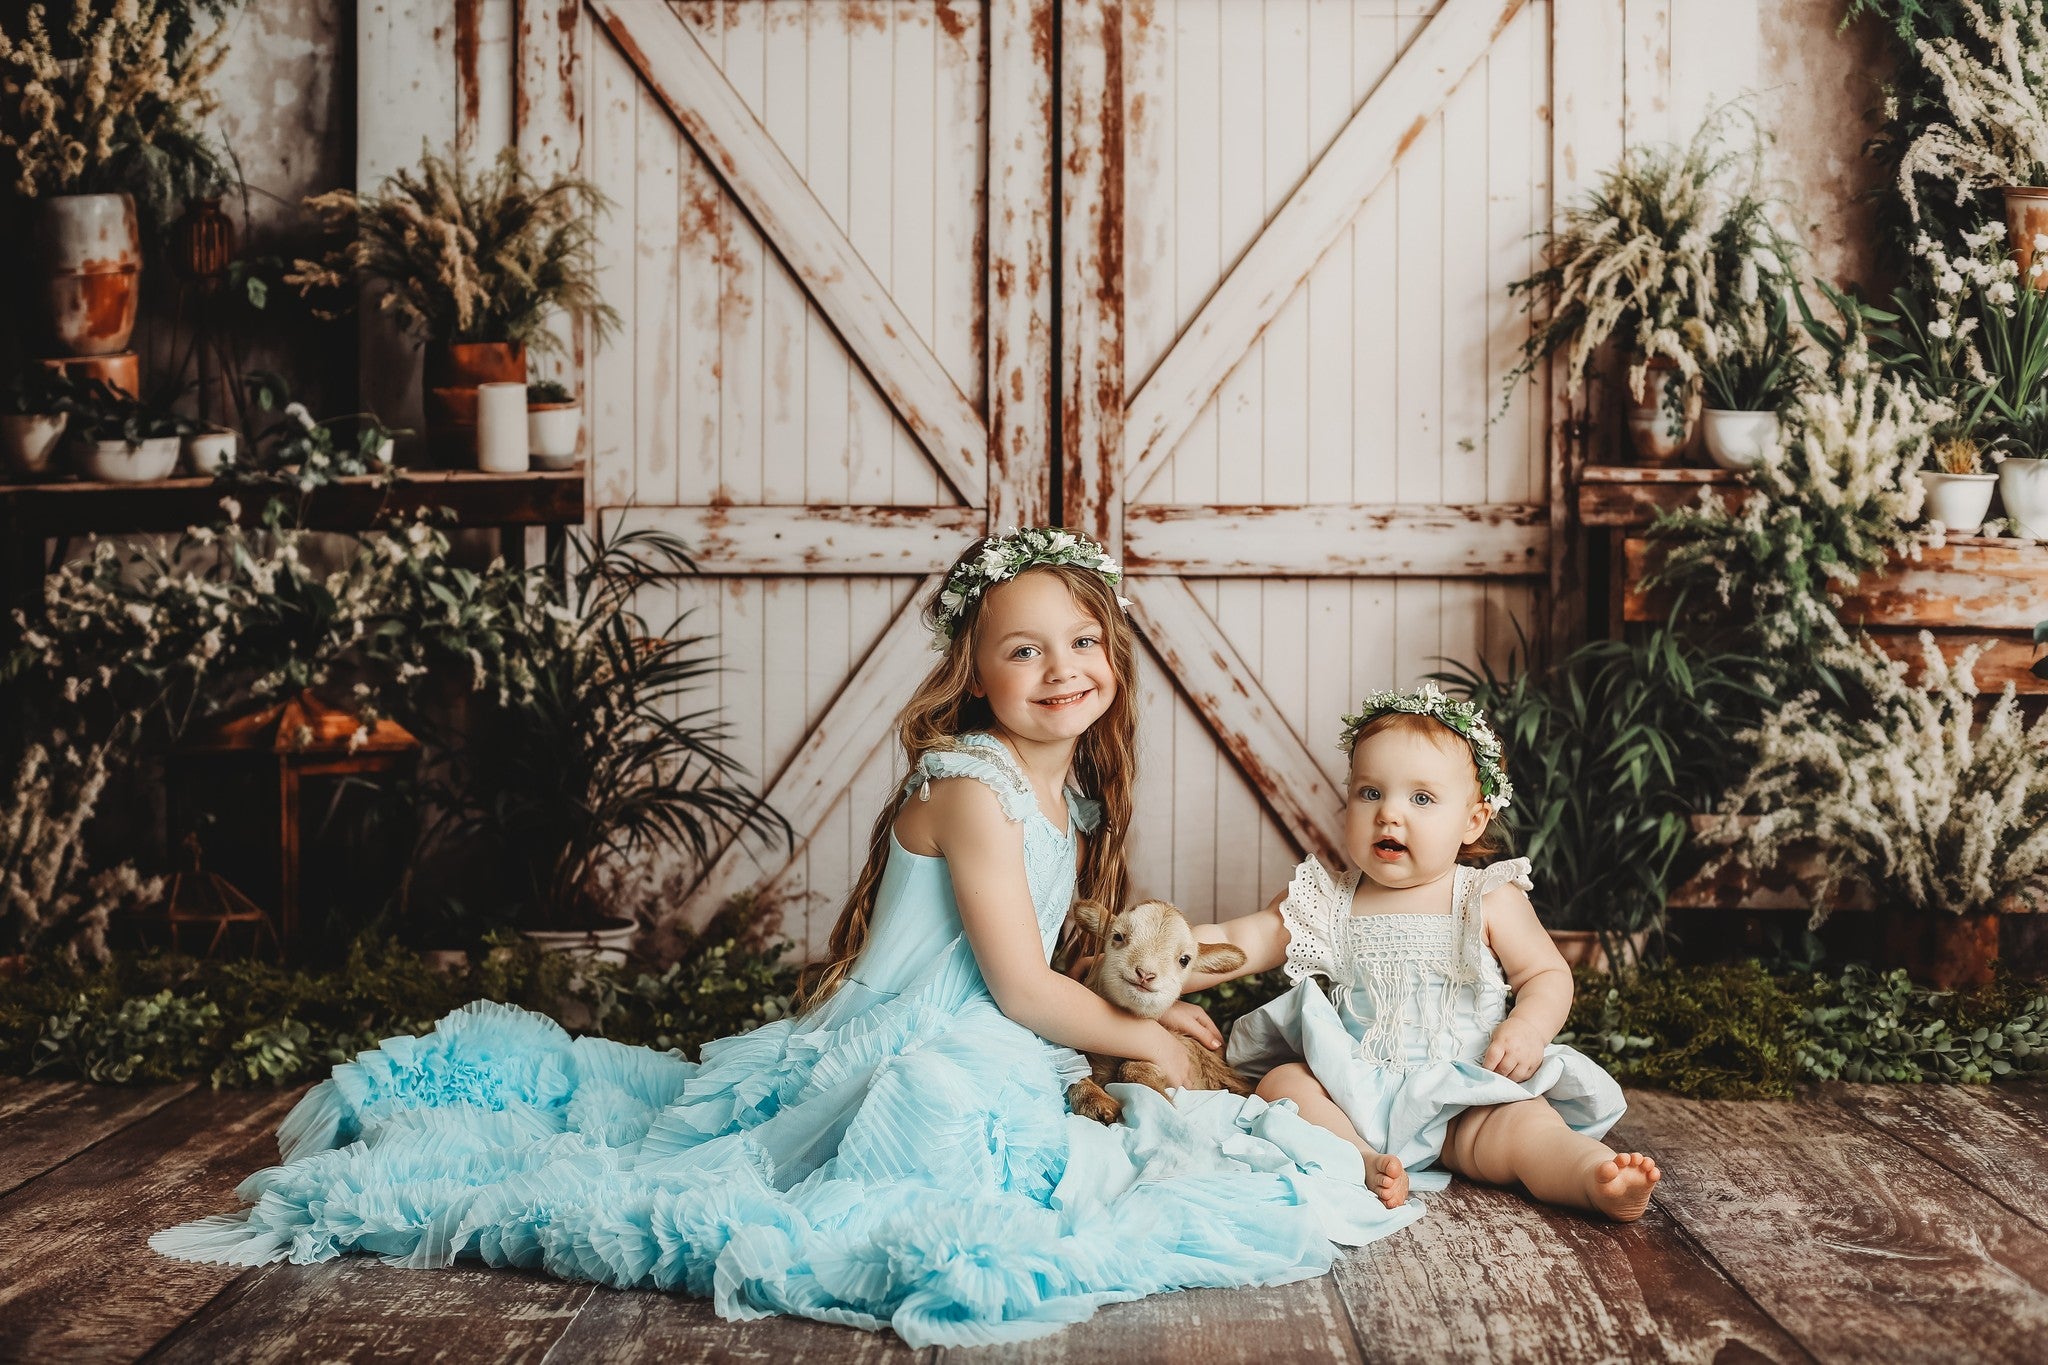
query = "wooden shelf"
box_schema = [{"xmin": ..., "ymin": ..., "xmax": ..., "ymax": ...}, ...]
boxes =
[
  {"xmin": 0, "ymin": 468, "xmax": 586, "ymax": 538},
  {"xmin": 1576, "ymin": 464, "xmax": 1752, "ymax": 528}
]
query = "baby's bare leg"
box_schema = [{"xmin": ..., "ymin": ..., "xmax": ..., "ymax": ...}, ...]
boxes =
[
  {"xmin": 1256, "ymin": 1062, "xmax": 1409, "ymax": 1209},
  {"xmin": 1440, "ymin": 1099, "xmax": 1660, "ymax": 1222}
]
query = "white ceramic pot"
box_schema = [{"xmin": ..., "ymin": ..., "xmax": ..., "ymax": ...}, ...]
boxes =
[
  {"xmin": 476, "ymin": 380, "xmax": 530, "ymax": 473},
  {"xmin": 527, "ymin": 402, "xmax": 582, "ymax": 469},
  {"xmin": 1921, "ymin": 471, "xmax": 1999, "ymax": 534},
  {"xmin": 1998, "ymin": 455, "xmax": 2048, "ymax": 538},
  {"xmin": 1625, "ymin": 359, "xmax": 1700, "ymax": 466},
  {"xmin": 77, "ymin": 434, "xmax": 179, "ymax": 482},
  {"xmin": 0, "ymin": 411, "xmax": 68, "ymax": 479},
  {"xmin": 1700, "ymin": 409, "xmax": 1780, "ymax": 471},
  {"xmin": 183, "ymin": 429, "xmax": 237, "ymax": 476},
  {"xmin": 521, "ymin": 916, "xmax": 636, "ymax": 967}
]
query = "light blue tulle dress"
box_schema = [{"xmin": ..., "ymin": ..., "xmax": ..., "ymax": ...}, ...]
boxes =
[
  {"xmin": 151, "ymin": 734, "xmax": 1419, "ymax": 1347},
  {"xmin": 1226, "ymin": 855, "xmax": 1626, "ymax": 1193}
]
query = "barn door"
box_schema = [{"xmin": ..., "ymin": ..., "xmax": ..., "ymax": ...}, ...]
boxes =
[
  {"xmin": 522, "ymin": 1, "xmax": 1055, "ymax": 952},
  {"xmin": 1059, "ymin": 0, "xmax": 1561, "ymax": 918}
]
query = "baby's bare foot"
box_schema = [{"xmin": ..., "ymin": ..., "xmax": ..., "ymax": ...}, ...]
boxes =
[
  {"xmin": 1588, "ymin": 1151, "xmax": 1661, "ymax": 1222},
  {"xmin": 1365, "ymin": 1151, "xmax": 1409, "ymax": 1209}
]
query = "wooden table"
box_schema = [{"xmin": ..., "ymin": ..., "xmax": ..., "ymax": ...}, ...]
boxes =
[
  {"xmin": 1578, "ymin": 464, "xmax": 2048, "ymax": 693},
  {"xmin": 0, "ymin": 468, "xmax": 587, "ymax": 641}
]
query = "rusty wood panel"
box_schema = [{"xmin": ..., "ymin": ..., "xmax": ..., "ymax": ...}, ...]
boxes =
[
  {"xmin": 1669, "ymin": 815, "xmax": 2044, "ymax": 912},
  {"xmin": 145, "ymin": 1259, "xmax": 591, "ymax": 1365},
  {"xmin": 517, "ymin": 0, "xmax": 588, "ymax": 395},
  {"xmin": 1124, "ymin": 503, "xmax": 1549, "ymax": 577},
  {"xmin": 931, "ymin": 1274, "xmax": 1363, "ymax": 1365},
  {"xmin": 0, "ymin": 1079, "xmax": 198, "ymax": 1200},
  {"xmin": 1579, "ymin": 464, "xmax": 1742, "ymax": 484},
  {"xmin": 1126, "ymin": 577, "xmax": 1343, "ymax": 866},
  {"xmin": 591, "ymin": 1, "xmax": 987, "ymax": 507},
  {"xmin": 1122, "ymin": 0, "xmax": 1527, "ymax": 504},
  {"xmin": 615, "ymin": 504, "xmax": 983, "ymax": 574},
  {"xmin": 987, "ymin": 0, "xmax": 1056, "ymax": 532},
  {"xmin": 1831, "ymin": 1084, "xmax": 2048, "ymax": 1239},
  {"xmin": 1620, "ymin": 1088, "xmax": 2048, "ymax": 1363},
  {"xmin": 681, "ymin": 584, "xmax": 939, "ymax": 925},
  {"xmin": 1623, "ymin": 538, "xmax": 2048, "ymax": 632},
  {"xmin": 1577, "ymin": 476, "xmax": 1752, "ymax": 528},
  {"xmin": 0, "ymin": 1085, "xmax": 304, "ymax": 1362},
  {"xmin": 1060, "ymin": 0, "xmax": 1124, "ymax": 557},
  {"xmin": 1334, "ymin": 1168, "xmax": 1809, "ymax": 1364},
  {"xmin": 1867, "ymin": 630, "xmax": 2048, "ymax": 695},
  {"xmin": 1546, "ymin": 3, "xmax": 1626, "ymax": 646},
  {"xmin": 548, "ymin": 1281, "xmax": 928, "ymax": 1364}
]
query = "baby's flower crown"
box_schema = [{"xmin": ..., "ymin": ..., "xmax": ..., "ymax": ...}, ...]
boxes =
[
  {"xmin": 932, "ymin": 526, "xmax": 1131, "ymax": 645},
  {"xmin": 1338, "ymin": 682, "xmax": 1515, "ymax": 814}
]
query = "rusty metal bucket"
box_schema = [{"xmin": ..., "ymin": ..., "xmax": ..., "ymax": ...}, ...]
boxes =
[{"xmin": 29, "ymin": 192, "xmax": 142, "ymax": 357}]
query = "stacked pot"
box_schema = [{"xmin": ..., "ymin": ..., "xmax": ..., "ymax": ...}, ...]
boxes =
[{"xmin": 3, "ymin": 192, "xmax": 143, "ymax": 480}]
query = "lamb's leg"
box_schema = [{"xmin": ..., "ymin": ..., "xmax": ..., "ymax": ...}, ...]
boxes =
[
  {"xmin": 1115, "ymin": 1060, "xmax": 1175, "ymax": 1097},
  {"xmin": 1067, "ymin": 1078, "xmax": 1123, "ymax": 1124}
]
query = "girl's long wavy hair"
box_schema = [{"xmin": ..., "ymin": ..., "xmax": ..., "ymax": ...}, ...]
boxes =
[{"xmin": 794, "ymin": 547, "xmax": 1138, "ymax": 1011}]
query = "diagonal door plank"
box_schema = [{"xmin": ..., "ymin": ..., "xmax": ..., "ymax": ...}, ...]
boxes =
[{"xmin": 591, "ymin": 0, "xmax": 988, "ymax": 507}]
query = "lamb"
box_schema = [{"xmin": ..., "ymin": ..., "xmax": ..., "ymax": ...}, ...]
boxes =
[{"xmin": 1065, "ymin": 897, "xmax": 1254, "ymax": 1125}]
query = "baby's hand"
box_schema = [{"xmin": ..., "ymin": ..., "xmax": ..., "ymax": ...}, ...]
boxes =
[
  {"xmin": 1159, "ymin": 1000, "xmax": 1222, "ymax": 1051},
  {"xmin": 1481, "ymin": 1017, "xmax": 1549, "ymax": 1083}
]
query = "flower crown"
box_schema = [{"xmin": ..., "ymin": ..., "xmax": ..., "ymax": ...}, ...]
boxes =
[
  {"xmin": 931, "ymin": 527, "xmax": 1131, "ymax": 645},
  {"xmin": 1338, "ymin": 683, "xmax": 1515, "ymax": 813}
]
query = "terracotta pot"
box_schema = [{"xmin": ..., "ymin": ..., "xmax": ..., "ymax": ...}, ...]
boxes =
[
  {"xmin": 36, "ymin": 350, "xmax": 139, "ymax": 398},
  {"xmin": 1625, "ymin": 358, "xmax": 1700, "ymax": 466},
  {"xmin": 1548, "ymin": 929, "xmax": 1650, "ymax": 974},
  {"xmin": 1882, "ymin": 908, "xmax": 2000, "ymax": 990},
  {"xmin": 29, "ymin": 192, "xmax": 142, "ymax": 356},
  {"xmin": 1, "ymin": 412, "xmax": 68, "ymax": 479},
  {"xmin": 2004, "ymin": 186, "xmax": 2048, "ymax": 289},
  {"xmin": 424, "ymin": 341, "xmax": 526, "ymax": 464}
]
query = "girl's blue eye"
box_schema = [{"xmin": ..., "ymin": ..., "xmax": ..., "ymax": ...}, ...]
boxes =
[
  {"xmin": 1074, "ymin": 635, "xmax": 1100, "ymax": 649},
  {"xmin": 1411, "ymin": 792, "xmax": 1434, "ymax": 806},
  {"xmin": 1011, "ymin": 645, "xmax": 1040, "ymax": 660}
]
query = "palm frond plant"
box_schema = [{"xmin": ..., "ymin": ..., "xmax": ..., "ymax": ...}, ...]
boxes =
[
  {"xmin": 1434, "ymin": 623, "xmax": 1772, "ymax": 967},
  {"xmin": 424, "ymin": 524, "xmax": 789, "ymax": 935},
  {"xmin": 289, "ymin": 146, "xmax": 620, "ymax": 354},
  {"xmin": 1505, "ymin": 104, "xmax": 1796, "ymax": 409}
]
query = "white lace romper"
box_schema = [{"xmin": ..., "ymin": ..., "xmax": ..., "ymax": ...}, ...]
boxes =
[{"xmin": 1224, "ymin": 855, "xmax": 1626, "ymax": 1190}]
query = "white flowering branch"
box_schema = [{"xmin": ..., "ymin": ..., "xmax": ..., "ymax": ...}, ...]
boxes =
[{"xmin": 1900, "ymin": 0, "xmax": 2048, "ymax": 219}]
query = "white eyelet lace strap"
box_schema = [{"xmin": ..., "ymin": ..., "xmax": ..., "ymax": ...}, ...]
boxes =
[{"xmin": 1278, "ymin": 855, "xmax": 1344, "ymax": 985}]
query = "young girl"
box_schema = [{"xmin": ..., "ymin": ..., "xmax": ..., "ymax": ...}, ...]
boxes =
[
  {"xmin": 1197, "ymin": 685, "xmax": 1659, "ymax": 1222},
  {"xmin": 152, "ymin": 528, "xmax": 1417, "ymax": 1347}
]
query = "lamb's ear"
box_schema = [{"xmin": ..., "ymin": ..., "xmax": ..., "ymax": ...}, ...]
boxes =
[
  {"xmin": 1194, "ymin": 942, "xmax": 1247, "ymax": 975},
  {"xmin": 1070, "ymin": 899, "xmax": 1112, "ymax": 937}
]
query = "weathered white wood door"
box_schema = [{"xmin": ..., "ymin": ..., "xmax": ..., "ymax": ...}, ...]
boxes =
[
  {"xmin": 1059, "ymin": 0, "xmax": 1566, "ymax": 919},
  {"xmin": 522, "ymin": 0, "xmax": 1055, "ymax": 952}
]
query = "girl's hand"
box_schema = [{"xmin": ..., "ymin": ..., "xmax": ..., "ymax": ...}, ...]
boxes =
[
  {"xmin": 1146, "ymin": 1027, "xmax": 1196, "ymax": 1089},
  {"xmin": 1481, "ymin": 1018, "xmax": 1549, "ymax": 1083},
  {"xmin": 1159, "ymin": 1000, "xmax": 1222, "ymax": 1051}
]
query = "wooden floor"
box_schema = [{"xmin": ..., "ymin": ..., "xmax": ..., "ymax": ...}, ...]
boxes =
[{"xmin": 2, "ymin": 1078, "xmax": 2045, "ymax": 1364}]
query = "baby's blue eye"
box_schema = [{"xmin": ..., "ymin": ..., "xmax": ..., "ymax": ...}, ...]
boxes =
[
  {"xmin": 1358, "ymin": 786, "xmax": 1380, "ymax": 802},
  {"xmin": 1411, "ymin": 792, "xmax": 1434, "ymax": 807}
]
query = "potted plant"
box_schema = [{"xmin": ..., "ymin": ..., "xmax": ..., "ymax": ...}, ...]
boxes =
[
  {"xmin": 1711, "ymin": 635, "xmax": 2048, "ymax": 989},
  {"xmin": 1922, "ymin": 434, "xmax": 2002, "ymax": 531},
  {"xmin": 526, "ymin": 379, "xmax": 581, "ymax": 469},
  {"xmin": 1700, "ymin": 290, "xmax": 1810, "ymax": 470},
  {"xmin": 291, "ymin": 147, "xmax": 618, "ymax": 465},
  {"xmin": 0, "ymin": 365, "xmax": 74, "ymax": 479},
  {"xmin": 230, "ymin": 375, "xmax": 399, "ymax": 491},
  {"xmin": 1897, "ymin": 0, "xmax": 2048, "ymax": 282},
  {"xmin": 1507, "ymin": 107, "xmax": 1794, "ymax": 466},
  {"xmin": 425, "ymin": 526, "xmax": 787, "ymax": 962},
  {"xmin": 1435, "ymin": 623, "xmax": 1769, "ymax": 972},
  {"xmin": 0, "ymin": 1, "xmax": 229, "ymax": 357},
  {"xmin": 63, "ymin": 380, "xmax": 194, "ymax": 482}
]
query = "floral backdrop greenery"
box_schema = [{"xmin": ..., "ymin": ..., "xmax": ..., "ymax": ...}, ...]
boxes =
[{"xmin": 3, "ymin": 0, "xmax": 2047, "ymax": 1099}]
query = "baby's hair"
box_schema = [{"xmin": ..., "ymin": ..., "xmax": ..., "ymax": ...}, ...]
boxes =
[
  {"xmin": 1347, "ymin": 711, "xmax": 1506, "ymax": 860},
  {"xmin": 795, "ymin": 536, "xmax": 1138, "ymax": 1010}
]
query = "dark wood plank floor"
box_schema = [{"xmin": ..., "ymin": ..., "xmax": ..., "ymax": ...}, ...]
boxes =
[{"xmin": 2, "ymin": 1077, "xmax": 2043, "ymax": 1364}]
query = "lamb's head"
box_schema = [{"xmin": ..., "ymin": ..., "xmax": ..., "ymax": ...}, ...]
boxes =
[{"xmin": 1071, "ymin": 898, "xmax": 1247, "ymax": 1020}]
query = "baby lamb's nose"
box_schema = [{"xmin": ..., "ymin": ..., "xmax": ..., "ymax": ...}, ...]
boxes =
[{"xmin": 1133, "ymin": 967, "xmax": 1156, "ymax": 986}]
